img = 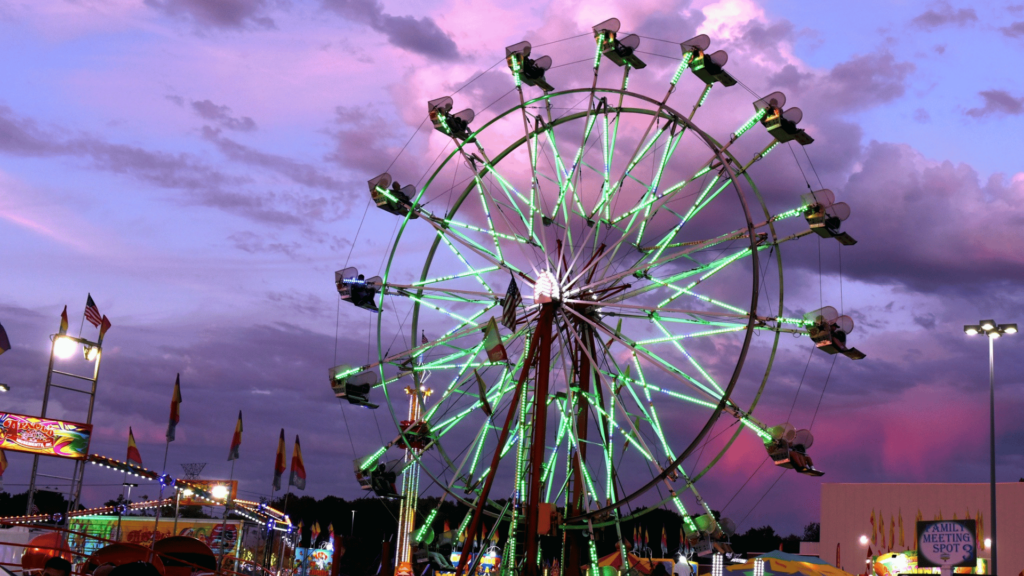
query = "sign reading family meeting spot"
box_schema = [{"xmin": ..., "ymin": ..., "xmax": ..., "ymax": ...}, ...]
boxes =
[{"xmin": 917, "ymin": 520, "xmax": 977, "ymax": 568}]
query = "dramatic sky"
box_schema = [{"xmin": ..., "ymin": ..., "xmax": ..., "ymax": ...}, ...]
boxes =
[{"xmin": 1, "ymin": 0, "xmax": 1023, "ymax": 537}]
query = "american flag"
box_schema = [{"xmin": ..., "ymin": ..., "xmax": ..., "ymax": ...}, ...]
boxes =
[
  {"xmin": 84, "ymin": 294, "xmax": 102, "ymax": 327},
  {"xmin": 501, "ymin": 275, "xmax": 521, "ymax": 330}
]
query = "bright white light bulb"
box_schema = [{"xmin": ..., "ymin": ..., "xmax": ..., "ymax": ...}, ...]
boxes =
[
  {"xmin": 985, "ymin": 538, "xmax": 991, "ymax": 549},
  {"xmin": 859, "ymin": 535, "xmax": 869, "ymax": 545},
  {"xmin": 533, "ymin": 270, "xmax": 560, "ymax": 304},
  {"xmin": 53, "ymin": 337, "xmax": 77, "ymax": 359},
  {"xmin": 211, "ymin": 485, "xmax": 229, "ymax": 499}
]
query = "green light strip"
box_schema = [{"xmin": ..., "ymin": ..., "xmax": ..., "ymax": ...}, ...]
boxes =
[
  {"xmin": 401, "ymin": 292, "xmax": 494, "ymax": 304},
  {"xmin": 457, "ymin": 513, "xmax": 473, "ymax": 539},
  {"xmin": 635, "ymin": 324, "xmax": 746, "ymax": 345},
  {"xmin": 671, "ymin": 52, "xmax": 694, "ymax": 85},
  {"xmin": 359, "ymin": 447, "xmax": 387, "ymax": 471},
  {"xmin": 412, "ymin": 266, "xmax": 500, "ymax": 286},
  {"xmin": 413, "ymin": 361, "xmax": 504, "ymax": 371},
  {"xmin": 608, "ymin": 160, "xmax": 707, "ymax": 226},
  {"xmin": 631, "ymin": 356, "xmax": 673, "ymax": 458},
  {"xmin": 472, "ymin": 177, "xmax": 505, "ymax": 263},
  {"xmin": 697, "ymin": 83, "xmax": 713, "ymax": 107},
  {"xmin": 401, "ymin": 293, "xmax": 474, "ymax": 325},
  {"xmin": 593, "ymin": 33, "xmax": 605, "ymax": 69},
  {"xmin": 733, "ymin": 108, "xmax": 767, "ymax": 140},
  {"xmin": 651, "ymin": 318, "xmax": 723, "ymax": 395},
  {"xmin": 635, "ymin": 127, "xmax": 685, "ymax": 246},
  {"xmin": 445, "ymin": 218, "xmax": 530, "ymax": 244},
  {"xmin": 625, "ymin": 123, "xmax": 669, "ymax": 176},
  {"xmin": 633, "ymin": 343, "xmax": 720, "ymax": 399},
  {"xmin": 431, "ymin": 230, "xmax": 499, "ymax": 298},
  {"xmin": 415, "ymin": 509, "xmax": 438, "ymax": 541},
  {"xmin": 510, "ymin": 54, "xmax": 522, "ymax": 88},
  {"xmin": 774, "ymin": 206, "xmax": 804, "ymax": 221}
]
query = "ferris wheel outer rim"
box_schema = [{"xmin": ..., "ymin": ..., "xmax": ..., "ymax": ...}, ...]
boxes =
[{"xmin": 373, "ymin": 86, "xmax": 769, "ymax": 525}]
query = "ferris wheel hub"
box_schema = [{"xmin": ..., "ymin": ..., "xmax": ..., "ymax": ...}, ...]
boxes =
[{"xmin": 532, "ymin": 270, "xmax": 561, "ymax": 304}]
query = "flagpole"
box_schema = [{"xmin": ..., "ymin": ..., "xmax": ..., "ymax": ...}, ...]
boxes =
[
  {"xmin": 276, "ymin": 485, "xmax": 293, "ymax": 574},
  {"xmin": 265, "ymin": 484, "xmax": 277, "ymax": 570},
  {"xmin": 117, "ymin": 467, "xmax": 128, "ymax": 541},
  {"xmin": 218, "ymin": 459, "xmax": 236, "ymax": 573},
  {"xmin": 150, "ymin": 439, "xmax": 172, "ymax": 554}
]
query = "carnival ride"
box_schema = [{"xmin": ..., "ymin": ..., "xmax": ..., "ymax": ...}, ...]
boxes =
[{"xmin": 330, "ymin": 18, "xmax": 863, "ymax": 576}]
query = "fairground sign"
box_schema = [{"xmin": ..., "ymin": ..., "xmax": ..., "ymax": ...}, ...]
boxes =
[
  {"xmin": 0, "ymin": 412, "xmax": 92, "ymax": 460},
  {"xmin": 917, "ymin": 520, "xmax": 977, "ymax": 568}
]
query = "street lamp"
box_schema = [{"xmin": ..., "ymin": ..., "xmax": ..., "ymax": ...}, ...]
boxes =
[{"xmin": 964, "ymin": 319, "xmax": 1016, "ymax": 576}]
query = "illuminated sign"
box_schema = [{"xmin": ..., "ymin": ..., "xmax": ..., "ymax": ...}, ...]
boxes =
[
  {"xmin": 0, "ymin": 412, "xmax": 92, "ymax": 460},
  {"xmin": 296, "ymin": 548, "xmax": 333, "ymax": 576},
  {"xmin": 68, "ymin": 516, "xmax": 241, "ymax": 559},
  {"xmin": 917, "ymin": 520, "xmax": 977, "ymax": 568},
  {"xmin": 178, "ymin": 480, "xmax": 238, "ymax": 506}
]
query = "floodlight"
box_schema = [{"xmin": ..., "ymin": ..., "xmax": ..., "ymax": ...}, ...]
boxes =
[
  {"xmin": 211, "ymin": 485, "xmax": 230, "ymax": 500},
  {"xmin": 53, "ymin": 336, "xmax": 77, "ymax": 359}
]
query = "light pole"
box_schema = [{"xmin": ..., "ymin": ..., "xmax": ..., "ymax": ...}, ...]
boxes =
[{"xmin": 964, "ymin": 319, "xmax": 1017, "ymax": 576}]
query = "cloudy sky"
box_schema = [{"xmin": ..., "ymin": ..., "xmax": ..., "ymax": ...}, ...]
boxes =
[{"xmin": 1, "ymin": 0, "xmax": 1023, "ymax": 537}]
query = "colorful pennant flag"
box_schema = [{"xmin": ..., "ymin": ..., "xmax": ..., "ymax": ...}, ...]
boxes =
[
  {"xmin": 273, "ymin": 428, "xmax": 286, "ymax": 490},
  {"xmin": 97, "ymin": 315, "xmax": 112, "ymax": 345},
  {"xmin": 482, "ymin": 317, "xmax": 507, "ymax": 362},
  {"xmin": 660, "ymin": 526, "xmax": 667, "ymax": 555},
  {"xmin": 879, "ymin": 511, "xmax": 886, "ymax": 550},
  {"xmin": 0, "ymin": 322, "xmax": 10, "ymax": 356},
  {"xmin": 501, "ymin": 275, "xmax": 521, "ymax": 330},
  {"xmin": 898, "ymin": 509, "xmax": 904, "ymax": 549},
  {"xmin": 914, "ymin": 509, "xmax": 923, "ymax": 546},
  {"xmin": 977, "ymin": 511, "xmax": 984, "ymax": 545},
  {"xmin": 166, "ymin": 374, "xmax": 182, "ymax": 442},
  {"xmin": 327, "ymin": 523, "xmax": 335, "ymax": 547},
  {"xmin": 870, "ymin": 509, "xmax": 876, "ymax": 544},
  {"xmin": 59, "ymin": 306, "xmax": 69, "ymax": 335},
  {"xmin": 311, "ymin": 522, "xmax": 321, "ymax": 544},
  {"xmin": 473, "ymin": 369, "xmax": 493, "ymax": 417},
  {"xmin": 84, "ymin": 294, "xmax": 102, "ymax": 328},
  {"xmin": 289, "ymin": 435, "xmax": 306, "ymax": 490},
  {"xmin": 127, "ymin": 427, "xmax": 143, "ymax": 466},
  {"xmin": 228, "ymin": 411, "xmax": 243, "ymax": 461},
  {"xmin": 889, "ymin": 515, "xmax": 895, "ymax": 552}
]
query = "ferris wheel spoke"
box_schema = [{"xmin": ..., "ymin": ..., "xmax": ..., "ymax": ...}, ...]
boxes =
[
  {"xmin": 565, "ymin": 306, "xmax": 723, "ymax": 401},
  {"xmin": 634, "ymin": 121, "xmax": 686, "ymax": 247},
  {"xmin": 558, "ymin": 309, "xmax": 694, "ymax": 521},
  {"xmin": 649, "ymin": 317, "xmax": 725, "ymax": 395}
]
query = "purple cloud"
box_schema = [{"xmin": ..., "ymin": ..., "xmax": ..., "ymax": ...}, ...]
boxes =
[
  {"xmin": 321, "ymin": 0, "xmax": 459, "ymax": 60},
  {"xmin": 965, "ymin": 90, "xmax": 1024, "ymax": 117},
  {"xmin": 910, "ymin": 2, "xmax": 978, "ymax": 29},
  {"xmin": 145, "ymin": 0, "xmax": 276, "ymax": 30},
  {"xmin": 191, "ymin": 100, "xmax": 257, "ymax": 132},
  {"xmin": 1000, "ymin": 21, "xmax": 1024, "ymax": 37},
  {"xmin": 201, "ymin": 127, "xmax": 344, "ymax": 195},
  {"xmin": 817, "ymin": 51, "xmax": 916, "ymax": 112}
]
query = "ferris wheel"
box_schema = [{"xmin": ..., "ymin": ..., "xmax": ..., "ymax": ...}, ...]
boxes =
[{"xmin": 331, "ymin": 18, "xmax": 862, "ymax": 575}]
